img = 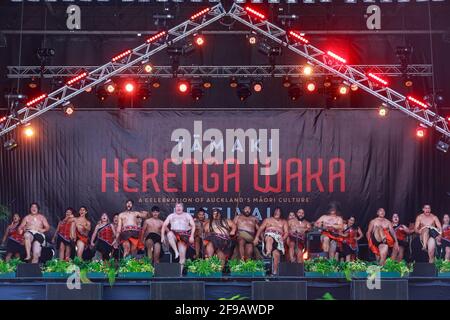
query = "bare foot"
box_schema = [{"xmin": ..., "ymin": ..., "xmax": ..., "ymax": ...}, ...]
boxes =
[{"xmin": 174, "ymin": 251, "xmax": 179, "ymax": 259}]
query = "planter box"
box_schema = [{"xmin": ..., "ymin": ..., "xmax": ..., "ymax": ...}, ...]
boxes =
[
  {"xmin": 42, "ymin": 272, "xmax": 70, "ymax": 278},
  {"xmin": 305, "ymin": 272, "xmax": 344, "ymax": 278},
  {"xmin": 380, "ymin": 272, "xmax": 404, "ymax": 278},
  {"xmin": 351, "ymin": 272, "xmax": 368, "ymax": 278},
  {"xmin": 229, "ymin": 271, "xmax": 266, "ymax": 277},
  {"xmin": 438, "ymin": 272, "xmax": 450, "ymax": 278},
  {"xmin": 87, "ymin": 272, "xmax": 108, "ymax": 279},
  {"xmin": 186, "ymin": 272, "xmax": 222, "ymax": 278},
  {"xmin": 0, "ymin": 272, "xmax": 16, "ymax": 279},
  {"xmin": 117, "ymin": 272, "xmax": 153, "ymax": 279}
]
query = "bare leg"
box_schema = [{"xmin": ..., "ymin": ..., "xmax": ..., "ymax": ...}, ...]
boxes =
[
  {"xmin": 427, "ymin": 237, "xmax": 436, "ymax": 263},
  {"xmin": 346, "ymin": 254, "xmax": 351, "ymax": 262},
  {"xmin": 217, "ymin": 250, "xmax": 226, "ymax": 269},
  {"xmin": 153, "ymin": 243, "xmax": 161, "ymax": 264},
  {"xmin": 76, "ymin": 240, "xmax": 85, "ymax": 259},
  {"xmin": 145, "ymin": 239, "xmax": 154, "ymax": 260},
  {"xmin": 24, "ymin": 233, "xmax": 33, "ymax": 260},
  {"xmin": 65, "ymin": 245, "xmax": 71, "ymax": 261},
  {"xmin": 272, "ymin": 250, "xmax": 280, "ymax": 275},
  {"xmin": 205, "ymin": 242, "xmax": 214, "ymax": 258},
  {"xmin": 238, "ymin": 238, "xmax": 246, "ymax": 260},
  {"xmin": 378, "ymin": 243, "xmax": 389, "ymax": 265},
  {"xmin": 288, "ymin": 240, "xmax": 295, "ymax": 263},
  {"xmin": 445, "ymin": 247, "xmax": 450, "ymax": 261},
  {"xmin": 166, "ymin": 232, "xmax": 179, "ymax": 259},
  {"xmin": 245, "ymin": 243, "xmax": 254, "ymax": 260},
  {"xmin": 31, "ymin": 241, "xmax": 42, "ymax": 263},
  {"xmin": 194, "ymin": 236, "xmax": 201, "ymax": 259},
  {"xmin": 265, "ymin": 237, "xmax": 274, "ymax": 257},
  {"xmin": 178, "ymin": 242, "xmax": 187, "ymax": 273},
  {"xmin": 122, "ymin": 241, "xmax": 131, "ymax": 258},
  {"xmin": 329, "ymin": 240, "xmax": 337, "ymax": 260},
  {"xmin": 5, "ymin": 253, "xmax": 12, "ymax": 262},
  {"xmin": 130, "ymin": 242, "xmax": 137, "ymax": 257},
  {"xmin": 421, "ymin": 229, "xmax": 429, "ymax": 251},
  {"xmin": 58, "ymin": 242, "xmax": 65, "ymax": 260},
  {"xmin": 321, "ymin": 236, "xmax": 330, "ymax": 254},
  {"xmin": 296, "ymin": 248, "xmax": 304, "ymax": 263}
]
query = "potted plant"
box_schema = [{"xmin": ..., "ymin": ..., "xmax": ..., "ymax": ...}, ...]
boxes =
[
  {"xmin": 304, "ymin": 258, "xmax": 344, "ymax": 278},
  {"xmin": 0, "ymin": 258, "xmax": 21, "ymax": 278},
  {"xmin": 42, "ymin": 259, "xmax": 75, "ymax": 278},
  {"xmin": 379, "ymin": 258, "xmax": 412, "ymax": 278},
  {"xmin": 186, "ymin": 256, "xmax": 223, "ymax": 278},
  {"xmin": 435, "ymin": 259, "xmax": 450, "ymax": 277},
  {"xmin": 85, "ymin": 259, "xmax": 115, "ymax": 279},
  {"xmin": 228, "ymin": 259, "xmax": 266, "ymax": 277},
  {"xmin": 341, "ymin": 260, "xmax": 369, "ymax": 279},
  {"xmin": 117, "ymin": 257, "xmax": 154, "ymax": 279}
]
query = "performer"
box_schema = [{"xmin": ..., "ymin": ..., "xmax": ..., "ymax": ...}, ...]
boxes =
[
  {"xmin": 391, "ymin": 213, "xmax": 413, "ymax": 262},
  {"xmin": 414, "ymin": 204, "xmax": 441, "ymax": 263},
  {"xmin": 341, "ymin": 216, "xmax": 363, "ymax": 262},
  {"xmin": 90, "ymin": 213, "xmax": 116, "ymax": 260},
  {"xmin": 161, "ymin": 202, "xmax": 195, "ymax": 270},
  {"xmin": 203, "ymin": 208, "xmax": 236, "ymax": 266},
  {"xmin": 287, "ymin": 211, "xmax": 311, "ymax": 263},
  {"xmin": 366, "ymin": 208, "xmax": 399, "ymax": 265},
  {"xmin": 193, "ymin": 208, "xmax": 207, "ymax": 259},
  {"xmin": 18, "ymin": 203, "xmax": 50, "ymax": 263},
  {"xmin": 253, "ymin": 208, "xmax": 288, "ymax": 275},
  {"xmin": 72, "ymin": 206, "xmax": 92, "ymax": 259},
  {"xmin": 233, "ymin": 205, "xmax": 260, "ymax": 260},
  {"xmin": 116, "ymin": 200, "xmax": 148, "ymax": 258},
  {"xmin": 141, "ymin": 206, "xmax": 164, "ymax": 263},
  {"xmin": 314, "ymin": 204, "xmax": 344, "ymax": 259},
  {"xmin": 439, "ymin": 214, "xmax": 450, "ymax": 261},
  {"xmin": 52, "ymin": 208, "xmax": 75, "ymax": 261},
  {"xmin": 1, "ymin": 213, "xmax": 24, "ymax": 261}
]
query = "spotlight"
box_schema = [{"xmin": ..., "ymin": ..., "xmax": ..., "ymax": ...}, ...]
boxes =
[
  {"xmin": 191, "ymin": 85, "xmax": 204, "ymax": 101},
  {"xmin": 237, "ymin": 83, "xmax": 252, "ymax": 101},
  {"xmin": 282, "ymin": 76, "xmax": 291, "ymax": 88},
  {"xmin": 258, "ymin": 41, "xmax": 282, "ymax": 57},
  {"xmin": 151, "ymin": 79, "xmax": 161, "ymax": 88},
  {"xmin": 247, "ymin": 33, "xmax": 257, "ymax": 45},
  {"xmin": 194, "ymin": 34, "xmax": 205, "ymax": 46},
  {"xmin": 23, "ymin": 124, "xmax": 34, "ymax": 137},
  {"xmin": 350, "ymin": 83, "xmax": 359, "ymax": 91},
  {"xmin": 143, "ymin": 63, "xmax": 153, "ymax": 73},
  {"xmin": 424, "ymin": 91, "xmax": 445, "ymax": 107},
  {"xmin": 378, "ymin": 104, "xmax": 388, "ymax": 117},
  {"xmin": 288, "ymin": 84, "xmax": 302, "ymax": 101},
  {"xmin": 229, "ymin": 77, "xmax": 238, "ymax": 88},
  {"xmin": 306, "ymin": 81, "xmax": 316, "ymax": 92},
  {"xmin": 36, "ymin": 48, "xmax": 55, "ymax": 59},
  {"xmin": 416, "ymin": 126, "xmax": 426, "ymax": 138},
  {"xmin": 202, "ymin": 79, "xmax": 212, "ymax": 89},
  {"xmin": 252, "ymin": 80, "xmax": 263, "ymax": 93},
  {"xmin": 28, "ymin": 77, "xmax": 38, "ymax": 89},
  {"xmin": 62, "ymin": 101, "xmax": 75, "ymax": 115},
  {"xmin": 404, "ymin": 76, "xmax": 413, "ymax": 88},
  {"xmin": 303, "ymin": 65, "xmax": 313, "ymax": 76},
  {"xmin": 177, "ymin": 80, "xmax": 190, "ymax": 94},
  {"xmin": 124, "ymin": 81, "xmax": 136, "ymax": 94},
  {"xmin": 3, "ymin": 139, "xmax": 17, "ymax": 151},
  {"xmin": 338, "ymin": 85, "xmax": 349, "ymax": 95},
  {"xmin": 104, "ymin": 81, "xmax": 116, "ymax": 94},
  {"xmin": 97, "ymin": 88, "xmax": 108, "ymax": 101},
  {"xmin": 436, "ymin": 137, "xmax": 450, "ymax": 153}
]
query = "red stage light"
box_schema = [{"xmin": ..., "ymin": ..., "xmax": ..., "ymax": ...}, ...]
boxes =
[
  {"xmin": 105, "ymin": 83, "xmax": 116, "ymax": 93},
  {"xmin": 416, "ymin": 127, "xmax": 426, "ymax": 138},
  {"xmin": 66, "ymin": 72, "xmax": 88, "ymax": 86},
  {"xmin": 244, "ymin": 6, "xmax": 266, "ymax": 20},
  {"xmin": 178, "ymin": 81, "xmax": 190, "ymax": 93},
  {"xmin": 112, "ymin": 49, "xmax": 132, "ymax": 62},
  {"xmin": 195, "ymin": 35, "xmax": 205, "ymax": 46},
  {"xmin": 190, "ymin": 8, "xmax": 210, "ymax": 20},
  {"xmin": 26, "ymin": 94, "xmax": 47, "ymax": 107},
  {"xmin": 306, "ymin": 82, "xmax": 316, "ymax": 92},
  {"xmin": 23, "ymin": 124, "xmax": 34, "ymax": 137},
  {"xmin": 367, "ymin": 72, "xmax": 389, "ymax": 86},
  {"xmin": 327, "ymin": 50, "xmax": 347, "ymax": 64},
  {"xmin": 253, "ymin": 81, "xmax": 263, "ymax": 92},
  {"xmin": 339, "ymin": 85, "xmax": 349, "ymax": 95},
  {"xmin": 124, "ymin": 82, "xmax": 135, "ymax": 93},
  {"xmin": 447, "ymin": 116, "xmax": 450, "ymax": 122},
  {"xmin": 407, "ymin": 96, "xmax": 429, "ymax": 109},
  {"xmin": 146, "ymin": 31, "xmax": 166, "ymax": 44},
  {"xmin": 288, "ymin": 31, "xmax": 309, "ymax": 44}
]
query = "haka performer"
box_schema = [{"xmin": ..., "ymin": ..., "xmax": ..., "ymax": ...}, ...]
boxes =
[
  {"xmin": 367, "ymin": 208, "xmax": 398, "ymax": 265},
  {"xmin": 254, "ymin": 208, "xmax": 288, "ymax": 275},
  {"xmin": 341, "ymin": 216, "xmax": 363, "ymax": 262},
  {"xmin": 52, "ymin": 208, "xmax": 75, "ymax": 261},
  {"xmin": 391, "ymin": 213, "xmax": 413, "ymax": 262},
  {"xmin": 287, "ymin": 211, "xmax": 311, "ymax": 263},
  {"xmin": 72, "ymin": 206, "xmax": 92, "ymax": 259},
  {"xmin": 18, "ymin": 203, "xmax": 50, "ymax": 263},
  {"xmin": 116, "ymin": 200, "xmax": 148, "ymax": 258},
  {"xmin": 314, "ymin": 204, "xmax": 344, "ymax": 259},
  {"xmin": 414, "ymin": 204, "xmax": 441, "ymax": 263},
  {"xmin": 203, "ymin": 208, "xmax": 236, "ymax": 266},
  {"xmin": 141, "ymin": 206, "xmax": 164, "ymax": 263},
  {"xmin": 90, "ymin": 213, "xmax": 116, "ymax": 260},
  {"xmin": 193, "ymin": 208, "xmax": 207, "ymax": 259},
  {"xmin": 162, "ymin": 202, "xmax": 196, "ymax": 270},
  {"xmin": 440, "ymin": 214, "xmax": 450, "ymax": 261},
  {"xmin": 233, "ymin": 206, "xmax": 260, "ymax": 260},
  {"xmin": 1, "ymin": 213, "xmax": 24, "ymax": 261}
]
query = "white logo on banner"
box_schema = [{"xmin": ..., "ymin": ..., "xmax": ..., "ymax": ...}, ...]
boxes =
[
  {"xmin": 66, "ymin": 266, "xmax": 81, "ymax": 290},
  {"xmin": 366, "ymin": 265, "xmax": 381, "ymax": 290},
  {"xmin": 365, "ymin": 5, "xmax": 381, "ymax": 30},
  {"xmin": 66, "ymin": 5, "xmax": 81, "ymax": 30}
]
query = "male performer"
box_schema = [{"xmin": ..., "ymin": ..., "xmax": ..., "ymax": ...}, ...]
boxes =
[
  {"xmin": 116, "ymin": 200, "xmax": 149, "ymax": 258},
  {"xmin": 391, "ymin": 213, "xmax": 413, "ymax": 262},
  {"xmin": 314, "ymin": 204, "xmax": 344, "ymax": 259},
  {"xmin": 414, "ymin": 204, "xmax": 441, "ymax": 263},
  {"xmin": 1, "ymin": 213, "xmax": 24, "ymax": 261},
  {"xmin": 366, "ymin": 208, "xmax": 399, "ymax": 265},
  {"xmin": 161, "ymin": 202, "xmax": 195, "ymax": 270},
  {"xmin": 204, "ymin": 208, "xmax": 236, "ymax": 266},
  {"xmin": 52, "ymin": 208, "xmax": 75, "ymax": 261},
  {"xmin": 72, "ymin": 206, "xmax": 91, "ymax": 259},
  {"xmin": 18, "ymin": 203, "xmax": 50, "ymax": 263},
  {"xmin": 287, "ymin": 211, "xmax": 311, "ymax": 263},
  {"xmin": 233, "ymin": 205, "xmax": 259, "ymax": 260},
  {"xmin": 90, "ymin": 213, "xmax": 116, "ymax": 260},
  {"xmin": 193, "ymin": 208, "xmax": 207, "ymax": 259},
  {"xmin": 253, "ymin": 208, "xmax": 288, "ymax": 275},
  {"xmin": 141, "ymin": 206, "xmax": 164, "ymax": 263}
]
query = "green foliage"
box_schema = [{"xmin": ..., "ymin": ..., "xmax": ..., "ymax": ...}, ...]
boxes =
[
  {"xmin": 227, "ymin": 259, "xmax": 265, "ymax": 273},
  {"xmin": 304, "ymin": 257, "xmax": 342, "ymax": 274},
  {"xmin": 341, "ymin": 260, "xmax": 370, "ymax": 281},
  {"xmin": 118, "ymin": 257, "xmax": 154, "ymax": 273},
  {"xmin": 218, "ymin": 294, "xmax": 249, "ymax": 300},
  {"xmin": 0, "ymin": 205, "xmax": 11, "ymax": 222},
  {"xmin": 43, "ymin": 259, "xmax": 75, "ymax": 273},
  {"xmin": 381, "ymin": 258, "xmax": 413, "ymax": 276},
  {"xmin": 0, "ymin": 258, "xmax": 22, "ymax": 273},
  {"xmin": 318, "ymin": 293, "xmax": 336, "ymax": 300},
  {"xmin": 435, "ymin": 258, "xmax": 450, "ymax": 273},
  {"xmin": 186, "ymin": 256, "xmax": 222, "ymax": 276}
]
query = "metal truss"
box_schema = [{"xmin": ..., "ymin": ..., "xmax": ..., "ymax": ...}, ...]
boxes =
[
  {"xmin": 6, "ymin": 64, "xmax": 433, "ymax": 79},
  {"xmin": 228, "ymin": 3, "xmax": 450, "ymax": 138},
  {"xmin": 0, "ymin": 4, "xmax": 227, "ymax": 137},
  {"xmin": 1, "ymin": 2, "xmax": 449, "ymax": 139}
]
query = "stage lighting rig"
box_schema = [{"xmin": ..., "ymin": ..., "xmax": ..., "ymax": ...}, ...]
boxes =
[
  {"xmin": 3, "ymin": 138, "xmax": 17, "ymax": 151},
  {"xmin": 62, "ymin": 101, "xmax": 75, "ymax": 115},
  {"xmin": 236, "ymin": 80, "xmax": 252, "ymax": 101},
  {"xmin": 36, "ymin": 48, "xmax": 55, "ymax": 60},
  {"xmin": 436, "ymin": 136, "xmax": 450, "ymax": 154},
  {"xmin": 258, "ymin": 41, "xmax": 282, "ymax": 67},
  {"xmin": 396, "ymin": 46, "xmax": 413, "ymax": 87}
]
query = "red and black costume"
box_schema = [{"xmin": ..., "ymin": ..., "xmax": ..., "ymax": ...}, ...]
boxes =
[
  {"xmin": 288, "ymin": 231, "xmax": 305, "ymax": 251},
  {"xmin": 119, "ymin": 225, "xmax": 143, "ymax": 249},
  {"xmin": 6, "ymin": 225, "xmax": 24, "ymax": 255},
  {"xmin": 368, "ymin": 228, "xmax": 395, "ymax": 257},
  {"xmin": 321, "ymin": 227, "xmax": 344, "ymax": 252},
  {"xmin": 76, "ymin": 229, "xmax": 89, "ymax": 246},
  {"xmin": 172, "ymin": 229, "xmax": 195, "ymax": 250},
  {"xmin": 203, "ymin": 233, "xmax": 233, "ymax": 256},
  {"xmin": 393, "ymin": 224, "xmax": 409, "ymax": 248},
  {"xmin": 441, "ymin": 225, "xmax": 450, "ymax": 248},
  {"xmin": 95, "ymin": 223, "xmax": 114, "ymax": 257},
  {"xmin": 56, "ymin": 220, "xmax": 72, "ymax": 247},
  {"xmin": 342, "ymin": 226, "xmax": 358, "ymax": 256}
]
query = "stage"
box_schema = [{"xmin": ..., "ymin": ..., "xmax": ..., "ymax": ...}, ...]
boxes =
[{"xmin": 1, "ymin": 276, "xmax": 450, "ymax": 300}]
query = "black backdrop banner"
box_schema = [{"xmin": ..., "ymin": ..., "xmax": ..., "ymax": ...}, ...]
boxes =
[{"xmin": 0, "ymin": 109, "xmax": 446, "ymax": 231}]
